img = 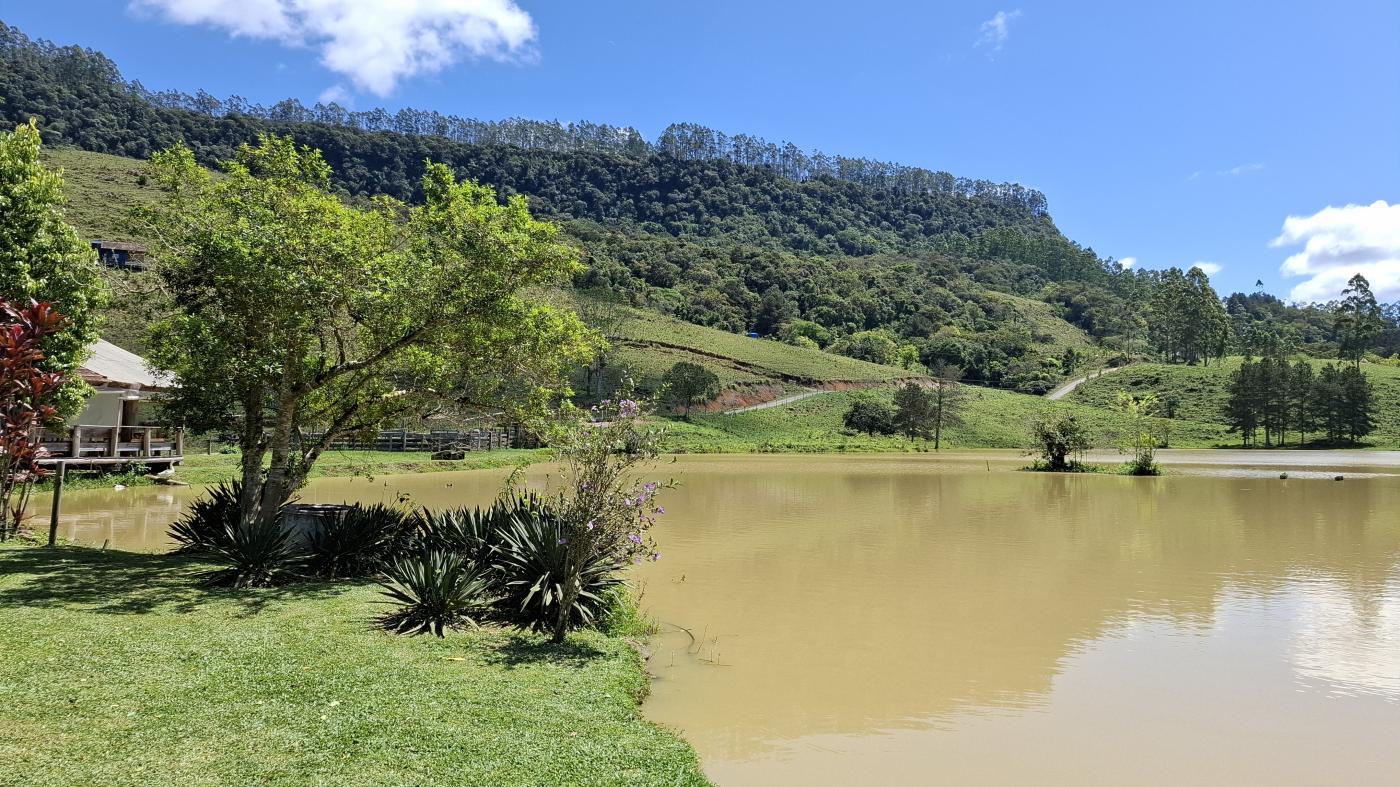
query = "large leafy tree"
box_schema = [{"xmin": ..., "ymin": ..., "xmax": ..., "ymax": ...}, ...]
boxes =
[
  {"xmin": 660, "ymin": 361, "xmax": 719, "ymax": 418},
  {"xmin": 1335, "ymin": 273, "xmax": 1382, "ymax": 368},
  {"xmin": 1148, "ymin": 266, "xmax": 1228, "ymax": 365},
  {"xmin": 0, "ymin": 121, "xmax": 107, "ymax": 414},
  {"xmin": 138, "ymin": 136, "xmax": 598, "ymax": 528}
]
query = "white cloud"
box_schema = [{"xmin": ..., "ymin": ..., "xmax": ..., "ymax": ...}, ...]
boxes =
[
  {"xmin": 131, "ymin": 0, "xmax": 537, "ymax": 96},
  {"xmin": 1119, "ymin": 256, "xmax": 1138, "ymax": 269},
  {"xmin": 1192, "ymin": 261, "xmax": 1223, "ymax": 276},
  {"xmin": 1274, "ymin": 200, "xmax": 1400, "ymax": 303},
  {"xmin": 976, "ymin": 10, "xmax": 1022, "ymax": 52},
  {"xmin": 318, "ymin": 84, "xmax": 351, "ymax": 105},
  {"xmin": 1189, "ymin": 163, "xmax": 1265, "ymax": 181},
  {"xmin": 1220, "ymin": 162, "xmax": 1265, "ymax": 177}
]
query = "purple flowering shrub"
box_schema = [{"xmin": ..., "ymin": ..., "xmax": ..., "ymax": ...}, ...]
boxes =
[{"xmin": 539, "ymin": 396, "xmax": 673, "ymax": 642}]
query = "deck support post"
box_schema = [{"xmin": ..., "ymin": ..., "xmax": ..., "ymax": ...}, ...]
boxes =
[{"xmin": 47, "ymin": 463, "xmax": 66, "ymax": 547}]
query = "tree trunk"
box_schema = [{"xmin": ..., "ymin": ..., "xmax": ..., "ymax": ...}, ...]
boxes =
[{"xmin": 257, "ymin": 394, "xmax": 300, "ymax": 530}]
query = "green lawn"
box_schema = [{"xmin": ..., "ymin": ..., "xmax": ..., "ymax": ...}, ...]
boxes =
[
  {"xmin": 174, "ymin": 449, "xmax": 549, "ymax": 485},
  {"xmin": 0, "ymin": 545, "xmax": 708, "ymax": 787},
  {"xmin": 660, "ymin": 383, "xmax": 1230, "ymax": 453},
  {"xmin": 1070, "ymin": 357, "xmax": 1400, "ymax": 448},
  {"xmin": 41, "ymin": 449, "xmax": 549, "ymax": 492}
]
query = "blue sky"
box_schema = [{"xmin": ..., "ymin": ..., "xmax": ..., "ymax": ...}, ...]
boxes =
[{"xmin": 8, "ymin": 2, "xmax": 1399, "ymax": 301}]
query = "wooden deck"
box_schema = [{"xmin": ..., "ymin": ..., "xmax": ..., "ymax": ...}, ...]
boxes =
[{"xmin": 39, "ymin": 425, "xmax": 185, "ymax": 468}]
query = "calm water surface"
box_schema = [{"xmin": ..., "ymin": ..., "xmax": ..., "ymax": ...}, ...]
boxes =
[{"xmin": 45, "ymin": 452, "xmax": 1400, "ymax": 785}]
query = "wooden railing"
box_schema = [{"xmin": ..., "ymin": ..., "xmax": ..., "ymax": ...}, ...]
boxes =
[{"xmin": 38, "ymin": 425, "xmax": 185, "ymax": 465}]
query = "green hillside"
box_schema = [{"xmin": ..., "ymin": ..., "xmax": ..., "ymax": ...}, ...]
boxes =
[
  {"xmin": 1070, "ymin": 358, "xmax": 1400, "ymax": 448},
  {"xmin": 41, "ymin": 146, "xmax": 159, "ymax": 243},
  {"xmin": 663, "ymin": 383, "xmax": 1228, "ymax": 453},
  {"xmin": 609, "ymin": 307, "xmax": 920, "ymax": 386}
]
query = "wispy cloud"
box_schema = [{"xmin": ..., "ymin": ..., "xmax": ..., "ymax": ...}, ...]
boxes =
[
  {"xmin": 1220, "ymin": 162, "xmax": 1265, "ymax": 176},
  {"xmin": 1189, "ymin": 162, "xmax": 1265, "ymax": 181},
  {"xmin": 976, "ymin": 10, "xmax": 1022, "ymax": 53},
  {"xmin": 1119, "ymin": 256, "xmax": 1138, "ymax": 269},
  {"xmin": 130, "ymin": 0, "xmax": 538, "ymax": 96},
  {"xmin": 1274, "ymin": 200, "xmax": 1400, "ymax": 302},
  {"xmin": 1192, "ymin": 261, "xmax": 1223, "ymax": 276},
  {"xmin": 318, "ymin": 84, "xmax": 351, "ymax": 105}
]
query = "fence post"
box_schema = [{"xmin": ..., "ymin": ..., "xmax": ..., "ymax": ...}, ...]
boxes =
[
  {"xmin": 70, "ymin": 426, "xmax": 82, "ymax": 458},
  {"xmin": 107, "ymin": 427, "xmax": 119, "ymax": 457},
  {"xmin": 47, "ymin": 463, "xmax": 66, "ymax": 547}
]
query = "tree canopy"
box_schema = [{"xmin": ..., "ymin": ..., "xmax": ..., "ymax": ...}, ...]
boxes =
[
  {"xmin": 138, "ymin": 136, "xmax": 597, "ymax": 526},
  {"xmin": 0, "ymin": 121, "xmax": 106, "ymax": 413}
]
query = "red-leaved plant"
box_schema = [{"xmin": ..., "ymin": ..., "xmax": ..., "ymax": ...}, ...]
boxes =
[{"xmin": 0, "ymin": 300, "xmax": 66, "ymax": 540}]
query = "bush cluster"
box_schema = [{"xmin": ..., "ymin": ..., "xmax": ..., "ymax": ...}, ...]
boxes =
[{"xmin": 168, "ymin": 482, "xmax": 630, "ymax": 637}]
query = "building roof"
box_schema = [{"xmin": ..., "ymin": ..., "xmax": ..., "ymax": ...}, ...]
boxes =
[
  {"xmin": 78, "ymin": 339, "xmax": 172, "ymax": 389},
  {"xmin": 92, "ymin": 240, "xmax": 149, "ymax": 253}
]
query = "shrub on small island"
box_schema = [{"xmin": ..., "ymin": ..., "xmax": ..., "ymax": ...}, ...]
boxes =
[{"xmin": 1030, "ymin": 410, "xmax": 1091, "ymax": 472}]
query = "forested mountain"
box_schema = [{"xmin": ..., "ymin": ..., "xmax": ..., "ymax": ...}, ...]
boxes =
[
  {"xmin": 5, "ymin": 19, "xmax": 1397, "ymax": 396},
  {"xmin": 0, "ymin": 23, "xmax": 1049, "ymax": 258}
]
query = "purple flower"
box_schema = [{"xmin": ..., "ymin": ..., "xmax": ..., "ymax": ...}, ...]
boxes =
[
  {"xmin": 618, "ymin": 399, "xmax": 640, "ymax": 418},
  {"xmin": 557, "ymin": 537, "xmax": 568, "ymax": 545},
  {"xmin": 586, "ymin": 520, "xmax": 596, "ymax": 531},
  {"xmin": 644, "ymin": 482, "xmax": 658, "ymax": 492},
  {"xmin": 650, "ymin": 552, "xmax": 661, "ymax": 562},
  {"xmin": 656, "ymin": 507, "xmax": 665, "ymax": 515},
  {"xmin": 627, "ymin": 534, "xmax": 643, "ymax": 544}
]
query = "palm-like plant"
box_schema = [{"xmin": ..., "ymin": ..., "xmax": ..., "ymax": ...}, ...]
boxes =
[
  {"xmin": 168, "ymin": 480, "xmax": 242, "ymax": 554},
  {"xmin": 304, "ymin": 503, "xmax": 417, "ymax": 578},
  {"xmin": 201, "ymin": 517, "xmax": 304, "ymax": 588},
  {"xmin": 492, "ymin": 507, "xmax": 627, "ymax": 634},
  {"xmin": 377, "ymin": 549, "xmax": 492, "ymax": 637},
  {"xmin": 417, "ymin": 493, "xmax": 548, "ymax": 567}
]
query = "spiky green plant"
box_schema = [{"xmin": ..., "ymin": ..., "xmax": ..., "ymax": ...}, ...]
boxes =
[
  {"xmin": 492, "ymin": 507, "xmax": 627, "ymax": 634},
  {"xmin": 377, "ymin": 549, "xmax": 492, "ymax": 637},
  {"xmin": 168, "ymin": 480, "xmax": 242, "ymax": 554},
  {"xmin": 304, "ymin": 503, "xmax": 417, "ymax": 578},
  {"xmin": 417, "ymin": 493, "xmax": 548, "ymax": 567},
  {"xmin": 201, "ymin": 518, "xmax": 303, "ymax": 588}
]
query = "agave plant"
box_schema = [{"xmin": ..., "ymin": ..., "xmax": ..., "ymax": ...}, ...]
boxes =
[
  {"xmin": 168, "ymin": 480, "xmax": 242, "ymax": 554},
  {"xmin": 201, "ymin": 517, "xmax": 304, "ymax": 588},
  {"xmin": 377, "ymin": 549, "xmax": 493, "ymax": 637},
  {"xmin": 492, "ymin": 506, "xmax": 628, "ymax": 634},
  {"xmin": 417, "ymin": 493, "xmax": 548, "ymax": 567},
  {"xmin": 304, "ymin": 503, "xmax": 417, "ymax": 578}
]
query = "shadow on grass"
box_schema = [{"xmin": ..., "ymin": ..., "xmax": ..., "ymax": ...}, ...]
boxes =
[
  {"xmin": 0, "ymin": 545, "xmax": 342, "ymax": 617},
  {"xmin": 483, "ymin": 633, "xmax": 610, "ymax": 669}
]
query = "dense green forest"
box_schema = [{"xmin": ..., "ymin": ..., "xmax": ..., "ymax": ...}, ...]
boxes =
[{"xmin": 5, "ymin": 19, "xmax": 1399, "ymax": 397}]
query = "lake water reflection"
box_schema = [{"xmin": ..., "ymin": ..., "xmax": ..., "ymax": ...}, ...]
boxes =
[{"xmin": 43, "ymin": 452, "xmax": 1400, "ymax": 785}]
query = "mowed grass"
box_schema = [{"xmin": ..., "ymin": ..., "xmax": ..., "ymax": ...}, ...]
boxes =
[
  {"xmin": 1070, "ymin": 357, "xmax": 1400, "ymax": 448},
  {"xmin": 0, "ymin": 545, "xmax": 708, "ymax": 787},
  {"xmin": 660, "ymin": 384, "xmax": 1230, "ymax": 453},
  {"xmin": 175, "ymin": 449, "xmax": 549, "ymax": 486}
]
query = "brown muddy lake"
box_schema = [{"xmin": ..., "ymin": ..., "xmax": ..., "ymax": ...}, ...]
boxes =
[{"xmin": 42, "ymin": 451, "xmax": 1400, "ymax": 785}]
